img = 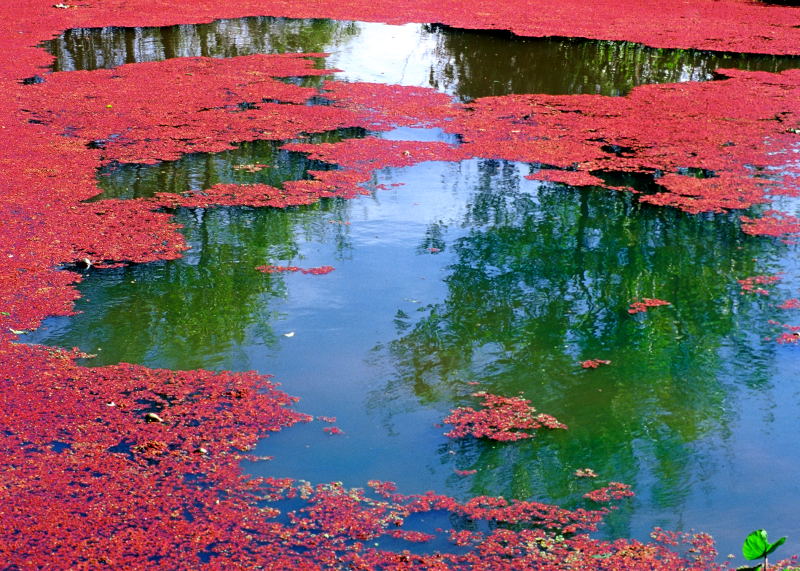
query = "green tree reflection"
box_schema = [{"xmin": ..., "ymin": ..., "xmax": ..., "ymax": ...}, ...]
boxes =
[
  {"xmin": 37, "ymin": 200, "xmax": 353, "ymax": 371},
  {"xmin": 45, "ymin": 17, "xmax": 361, "ymax": 72},
  {"xmin": 29, "ymin": 131, "xmax": 362, "ymax": 370},
  {"xmin": 423, "ymin": 24, "xmax": 800, "ymax": 99},
  {"xmin": 383, "ymin": 159, "xmax": 776, "ymax": 519}
]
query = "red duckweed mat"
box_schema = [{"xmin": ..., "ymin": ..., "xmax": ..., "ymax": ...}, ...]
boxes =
[{"xmin": 1, "ymin": 0, "xmax": 800, "ymax": 567}]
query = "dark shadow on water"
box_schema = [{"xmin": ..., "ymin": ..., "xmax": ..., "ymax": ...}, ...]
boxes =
[
  {"xmin": 40, "ymin": 16, "xmax": 800, "ymax": 99},
  {"xmin": 424, "ymin": 24, "xmax": 800, "ymax": 99}
]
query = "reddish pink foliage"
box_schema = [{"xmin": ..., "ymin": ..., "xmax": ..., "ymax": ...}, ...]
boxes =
[
  {"xmin": 628, "ymin": 298, "xmax": 671, "ymax": 314},
  {"xmin": 24, "ymin": 54, "xmax": 348, "ymax": 165},
  {"xmin": 738, "ymin": 274, "xmax": 781, "ymax": 295},
  {"xmin": 775, "ymin": 322, "xmax": 800, "ymax": 344},
  {"xmin": 256, "ymin": 264, "xmax": 335, "ymax": 275},
  {"xmin": 776, "ymin": 332, "xmax": 800, "ymax": 344},
  {"xmin": 526, "ymin": 170, "xmax": 608, "ymax": 187},
  {"xmin": 323, "ymin": 426, "xmax": 344, "ymax": 435},
  {"xmin": 778, "ymin": 298, "xmax": 800, "ymax": 310},
  {"xmin": 581, "ymin": 359, "xmax": 612, "ymax": 369},
  {"xmin": 443, "ymin": 392, "xmax": 567, "ymax": 441},
  {"xmin": 583, "ymin": 482, "xmax": 636, "ymax": 503},
  {"xmin": 455, "ymin": 469, "xmax": 478, "ymax": 476},
  {"xmin": 1, "ymin": 0, "xmax": 793, "ymax": 567},
  {"xmin": 447, "ymin": 70, "xmax": 800, "ymax": 221},
  {"xmin": 741, "ymin": 210, "xmax": 800, "ymax": 238}
]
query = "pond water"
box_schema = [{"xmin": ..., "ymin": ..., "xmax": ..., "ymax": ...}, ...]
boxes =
[
  {"xmin": 42, "ymin": 16, "xmax": 800, "ymax": 98},
  {"xmin": 26, "ymin": 15, "xmax": 800, "ymax": 560}
]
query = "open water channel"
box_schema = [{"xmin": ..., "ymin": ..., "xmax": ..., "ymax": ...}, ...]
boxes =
[{"xmin": 26, "ymin": 16, "xmax": 800, "ymax": 558}]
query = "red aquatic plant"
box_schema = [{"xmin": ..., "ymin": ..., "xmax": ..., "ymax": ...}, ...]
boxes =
[
  {"xmin": 628, "ymin": 298, "xmax": 671, "ymax": 314},
  {"xmin": 2, "ymin": 0, "xmax": 798, "ymax": 567},
  {"xmin": 527, "ymin": 169, "xmax": 608, "ymax": 187},
  {"xmin": 778, "ymin": 298, "xmax": 800, "ymax": 310},
  {"xmin": 256, "ymin": 264, "xmax": 335, "ymax": 275},
  {"xmin": 583, "ymin": 482, "xmax": 635, "ymax": 503},
  {"xmin": 738, "ymin": 274, "xmax": 781, "ymax": 295},
  {"xmin": 443, "ymin": 392, "xmax": 567, "ymax": 441},
  {"xmin": 581, "ymin": 359, "xmax": 611, "ymax": 369},
  {"xmin": 774, "ymin": 322, "xmax": 800, "ymax": 344},
  {"xmin": 741, "ymin": 210, "xmax": 800, "ymax": 238}
]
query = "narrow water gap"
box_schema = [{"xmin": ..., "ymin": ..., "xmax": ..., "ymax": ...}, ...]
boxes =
[
  {"xmin": 39, "ymin": 16, "xmax": 800, "ymax": 98},
  {"xmin": 92, "ymin": 127, "xmax": 367, "ymax": 201}
]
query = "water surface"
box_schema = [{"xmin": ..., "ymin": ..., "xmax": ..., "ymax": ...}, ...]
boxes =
[
  {"xmin": 25, "ymin": 13, "xmax": 800, "ymax": 561},
  {"xmin": 28, "ymin": 150, "xmax": 800, "ymax": 556},
  {"xmin": 42, "ymin": 17, "xmax": 800, "ymax": 98}
]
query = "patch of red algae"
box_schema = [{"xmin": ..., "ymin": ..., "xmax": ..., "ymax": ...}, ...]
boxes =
[
  {"xmin": 443, "ymin": 392, "xmax": 568, "ymax": 441},
  {"xmin": 1, "ymin": 0, "xmax": 799, "ymax": 567},
  {"xmin": 741, "ymin": 210, "xmax": 800, "ymax": 238},
  {"xmin": 526, "ymin": 170, "xmax": 608, "ymax": 187},
  {"xmin": 581, "ymin": 359, "xmax": 612, "ymax": 369},
  {"xmin": 775, "ymin": 324, "xmax": 800, "ymax": 344},
  {"xmin": 152, "ymin": 171, "xmax": 373, "ymax": 209},
  {"xmin": 283, "ymin": 137, "xmax": 470, "ymax": 171},
  {"xmin": 0, "ymin": 339, "xmax": 712, "ymax": 571},
  {"xmin": 738, "ymin": 274, "xmax": 781, "ymax": 294},
  {"xmin": 628, "ymin": 298, "xmax": 672, "ymax": 314},
  {"xmin": 446, "ymin": 69, "xmax": 800, "ymax": 219},
  {"xmin": 256, "ymin": 264, "xmax": 335, "ymax": 275},
  {"xmin": 778, "ymin": 298, "xmax": 800, "ymax": 310},
  {"xmin": 322, "ymin": 81, "xmax": 460, "ymax": 130},
  {"xmin": 22, "ymin": 54, "xmax": 355, "ymax": 164}
]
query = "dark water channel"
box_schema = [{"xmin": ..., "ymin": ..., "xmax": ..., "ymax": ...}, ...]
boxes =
[
  {"xmin": 25, "ymin": 15, "xmax": 800, "ymax": 561},
  {"xmin": 41, "ymin": 16, "xmax": 800, "ymax": 98}
]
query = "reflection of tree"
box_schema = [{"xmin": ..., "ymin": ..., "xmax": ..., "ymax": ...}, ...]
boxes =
[
  {"xmin": 424, "ymin": 24, "xmax": 800, "ymax": 99},
  {"xmin": 382, "ymin": 159, "xmax": 775, "ymax": 517},
  {"xmin": 35, "ymin": 200, "xmax": 353, "ymax": 371},
  {"xmin": 45, "ymin": 17, "xmax": 361, "ymax": 72},
  {"xmin": 31, "ymin": 128, "xmax": 361, "ymax": 370}
]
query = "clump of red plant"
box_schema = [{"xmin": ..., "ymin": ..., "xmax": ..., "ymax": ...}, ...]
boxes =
[
  {"xmin": 775, "ymin": 326, "xmax": 800, "ymax": 344},
  {"xmin": 740, "ymin": 210, "xmax": 800, "ymax": 238},
  {"xmin": 628, "ymin": 298, "xmax": 671, "ymax": 314},
  {"xmin": 581, "ymin": 359, "xmax": 611, "ymax": 369},
  {"xmin": 443, "ymin": 392, "xmax": 567, "ymax": 441},
  {"xmin": 738, "ymin": 274, "xmax": 781, "ymax": 295},
  {"xmin": 256, "ymin": 264, "xmax": 335, "ymax": 275},
  {"xmin": 583, "ymin": 482, "xmax": 635, "ymax": 503}
]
